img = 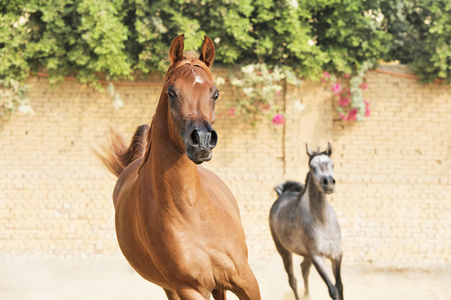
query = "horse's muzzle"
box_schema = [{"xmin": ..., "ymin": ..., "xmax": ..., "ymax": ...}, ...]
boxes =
[
  {"xmin": 322, "ymin": 176, "xmax": 336, "ymax": 194},
  {"xmin": 185, "ymin": 121, "xmax": 218, "ymax": 164}
]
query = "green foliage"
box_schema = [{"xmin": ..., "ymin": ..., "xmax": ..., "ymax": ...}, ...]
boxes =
[
  {"xmin": 0, "ymin": 0, "xmax": 389, "ymax": 83},
  {"xmin": 1, "ymin": 0, "xmax": 132, "ymax": 87},
  {"xmin": 0, "ymin": 0, "xmax": 449, "ymax": 117},
  {"xmin": 377, "ymin": 0, "xmax": 451, "ymax": 82}
]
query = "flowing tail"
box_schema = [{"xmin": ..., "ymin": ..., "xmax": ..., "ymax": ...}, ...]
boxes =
[
  {"xmin": 94, "ymin": 125, "xmax": 149, "ymax": 177},
  {"xmin": 274, "ymin": 181, "xmax": 304, "ymax": 197}
]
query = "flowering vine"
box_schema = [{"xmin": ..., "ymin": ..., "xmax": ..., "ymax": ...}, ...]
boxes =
[
  {"xmin": 216, "ymin": 62, "xmax": 372, "ymax": 126},
  {"xmin": 322, "ymin": 62, "xmax": 372, "ymax": 122},
  {"xmin": 223, "ymin": 63, "xmax": 302, "ymax": 126},
  {"xmin": 0, "ymin": 79, "xmax": 33, "ymax": 117}
]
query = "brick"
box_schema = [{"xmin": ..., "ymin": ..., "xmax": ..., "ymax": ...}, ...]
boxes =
[{"xmin": 0, "ymin": 66, "xmax": 449, "ymax": 265}]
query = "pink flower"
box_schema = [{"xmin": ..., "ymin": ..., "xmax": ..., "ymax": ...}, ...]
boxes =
[
  {"xmin": 272, "ymin": 113, "xmax": 285, "ymax": 125},
  {"xmin": 228, "ymin": 108, "xmax": 236, "ymax": 117},
  {"xmin": 261, "ymin": 104, "xmax": 271, "ymax": 112},
  {"xmin": 258, "ymin": 102, "xmax": 271, "ymax": 112},
  {"xmin": 331, "ymin": 83, "xmax": 342, "ymax": 95},
  {"xmin": 275, "ymin": 91, "xmax": 281, "ymax": 96},
  {"xmin": 364, "ymin": 100, "xmax": 370, "ymax": 117},
  {"xmin": 340, "ymin": 89, "xmax": 350, "ymax": 96},
  {"xmin": 344, "ymin": 73, "xmax": 350, "ymax": 78},
  {"xmin": 359, "ymin": 82, "xmax": 368, "ymax": 90},
  {"xmin": 339, "ymin": 112, "xmax": 345, "ymax": 120},
  {"xmin": 345, "ymin": 108, "xmax": 358, "ymax": 121},
  {"xmin": 320, "ymin": 71, "xmax": 330, "ymax": 82},
  {"xmin": 338, "ymin": 97, "xmax": 350, "ymax": 107}
]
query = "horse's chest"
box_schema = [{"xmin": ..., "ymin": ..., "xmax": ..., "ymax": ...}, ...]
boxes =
[
  {"xmin": 311, "ymin": 226, "xmax": 341, "ymax": 258},
  {"xmin": 157, "ymin": 231, "xmax": 240, "ymax": 289},
  {"xmin": 151, "ymin": 214, "xmax": 243, "ymax": 278}
]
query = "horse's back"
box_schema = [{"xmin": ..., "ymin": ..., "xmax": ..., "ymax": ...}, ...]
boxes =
[
  {"xmin": 270, "ymin": 192, "xmax": 300, "ymax": 219},
  {"xmin": 270, "ymin": 180, "xmax": 303, "ymax": 220},
  {"xmin": 274, "ymin": 181, "xmax": 304, "ymax": 196},
  {"xmin": 112, "ymin": 157, "xmax": 143, "ymax": 209}
]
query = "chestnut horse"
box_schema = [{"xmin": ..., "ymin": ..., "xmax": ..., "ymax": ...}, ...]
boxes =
[{"xmin": 96, "ymin": 35, "xmax": 261, "ymax": 300}]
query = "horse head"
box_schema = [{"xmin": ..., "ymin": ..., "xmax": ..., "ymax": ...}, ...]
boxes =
[
  {"xmin": 306, "ymin": 143, "xmax": 335, "ymax": 194},
  {"xmin": 164, "ymin": 34, "xmax": 218, "ymax": 164}
]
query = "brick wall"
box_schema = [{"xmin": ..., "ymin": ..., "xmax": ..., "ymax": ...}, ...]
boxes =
[
  {"xmin": 332, "ymin": 66, "xmax": 450, "ymax": 265},
  {"xmin": 0, "ymin": 65, "xmax": 449, "ymax": 266}
]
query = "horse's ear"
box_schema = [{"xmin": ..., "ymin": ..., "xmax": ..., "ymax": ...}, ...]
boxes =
[
  {"xmin": 199, "ymin": 35, "xmax": 215, "ymax": 68},
  {"xmin": 169, "ymin": 34, "xmax": 185, "ymax": 66},
  {"xmin": 306, "ymin": 144, "xmax": 313, "ymax": 157},
  {"xmin": 326, "ymin": 142, "xmax": 332, "ymax": 156}
]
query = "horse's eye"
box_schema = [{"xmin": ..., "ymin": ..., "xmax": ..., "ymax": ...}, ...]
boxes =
[
  {"xmin": 213, "ymin": 91, "xmax": 219, "ymax": 101},
  {"xmin": 167, "ymin": 90, "xmax": 176, "ymax": 98}
]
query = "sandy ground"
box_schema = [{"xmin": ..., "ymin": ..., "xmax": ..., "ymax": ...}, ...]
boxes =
[{"xmin": 1, "ymin": 256, "xmax": 450, "ymax": 300}]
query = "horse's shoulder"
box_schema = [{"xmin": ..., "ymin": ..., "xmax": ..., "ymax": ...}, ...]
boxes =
[
  {"xmin": 197, "ymin": 166, "xmax": 228, "ymax": 193},
  {"xmin": 197, "ymin": 166, "xmax": 240, "ymax": 216},
  {"xmin": 197, "ymin": 165, "xmax": 220, "ymax": 181}
]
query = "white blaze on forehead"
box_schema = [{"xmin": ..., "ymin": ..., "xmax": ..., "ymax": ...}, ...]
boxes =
[
  {"xmin": 310, "ymin": 154, "xmax": 331, "ymax": 166},
  {"xmin": 192, "ymin": 70, "xmax": 204, "ymax": 85},
  {"xmin": 194, "ymin": 75, "xmax": 204, "ymax": 84},
  {"xmin": 310, "ymin": 155, "xmax": 334, "ymax": 175}
]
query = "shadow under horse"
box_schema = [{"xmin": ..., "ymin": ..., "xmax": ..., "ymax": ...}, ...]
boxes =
[
  {"xmin": 270, "ymin": 143, "xmax": 344, "ymax": 300},
  {"xmin": 96, "ymin": 35, "xmax": 261, "ymax": 300}
]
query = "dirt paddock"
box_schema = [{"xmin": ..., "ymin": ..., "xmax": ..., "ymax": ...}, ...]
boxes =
[{"xmin": 1, "ymin": 256, "xmax": 449, "ymax": 300}]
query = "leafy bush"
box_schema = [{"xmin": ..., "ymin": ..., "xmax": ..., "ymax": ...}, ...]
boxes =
[
  {"xmin": 0, "ymin": 0, "xmax": 388, "ymax": 83},
  {"xmin": 377, "ymin": 0, "xmax": 451, "ymax": 82},
  {"xmin": 0, "ymin": 0, "xmax": 449, "ymax": 117}
]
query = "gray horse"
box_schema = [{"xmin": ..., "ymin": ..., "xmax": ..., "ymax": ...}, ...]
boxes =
[{"xmin": 269, "ymin": 143, "xmax": 343, "ymax": 300}]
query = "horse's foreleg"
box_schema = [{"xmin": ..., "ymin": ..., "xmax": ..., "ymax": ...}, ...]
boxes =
[
  {"xmin": 281, "ymin": 252, "xmax": 299, "ymax": 300},
  {"xmin": 272, "ymin": 236, "xmax": 299, "ymax": 300},
  {"xmin": 301, "ymin": 256, "xmax": 312, "ymax": 299},
  {"xmin": 164, "ymin": 289, "xmax": 181, "ymax": 300},
  {"xmin": 311, "ymin": 255, "xmax": 339, "ymax": 300},
  {"xmin": 212, "ymin": 289, "xmax": 227, "ymax": 300},
  {"xmin": 175, "ymin": 288, "xmax": 209, "ymax": 300},
  {"xmin": 332, "ymin": 254, "xmax": 344, "ymax": 300},
  {"xmin": 230, "ymin": 268, "xmax": 261, "ymax": 300}
]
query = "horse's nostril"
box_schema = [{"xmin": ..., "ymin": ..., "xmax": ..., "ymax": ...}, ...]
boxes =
[
  {"xmin": 189, "ymin": 129, "xmax": 200, "ymax": 146},
  {"xmin": 323, "ymin": 178, "xmax": 329, "ymax": 185},
  {"xmin": 332, "ymin": 178, "xmax": 336, "ymax": 184},
  {"xmin": 209, "ymin": 130, "xmax": 218, "ymax": 147}
]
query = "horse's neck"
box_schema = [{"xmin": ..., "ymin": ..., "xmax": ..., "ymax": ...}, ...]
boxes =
[
  {"xmin": 141, "ymin": 98, "xmax": 204, "ymax": 209},
  {"xmin": 304, "ymin": 173, "xmax": 328, "ymax": 222}
]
